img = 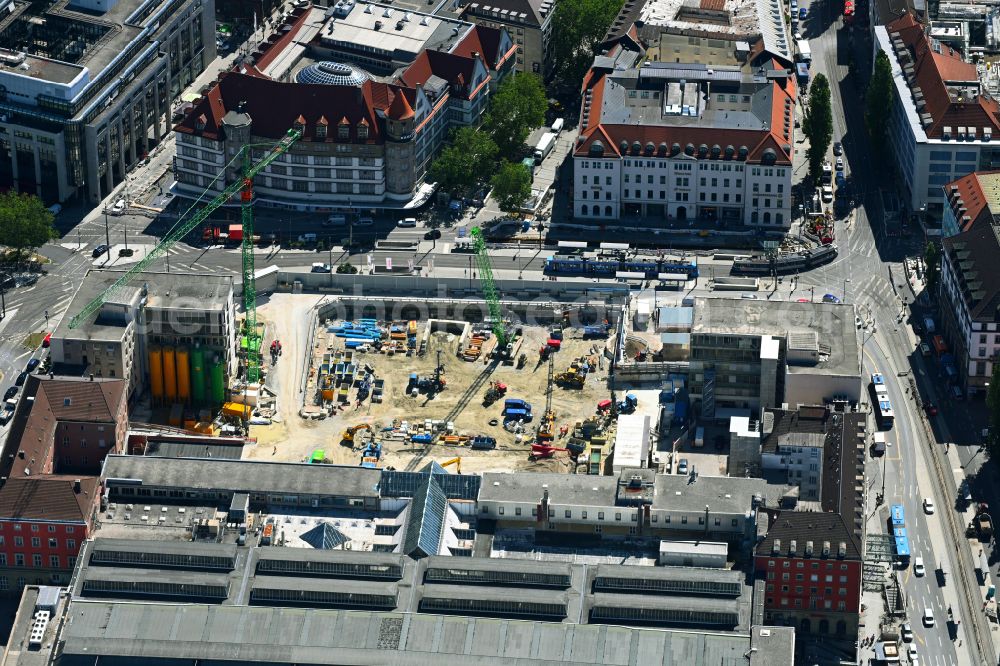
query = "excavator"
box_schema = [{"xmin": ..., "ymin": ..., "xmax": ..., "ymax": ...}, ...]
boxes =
[
  {"xmin": 529, "ymin": 443, "xmax": 573, "ymax": 460},
  {"xmin": 441, "ymin": 457, "xmax": 462, "ymax": 474},
  {"xmin": 340, "ymin": 424, "xmax": 371, "ymax": 446},
  {"xmin": 483, "ymin": 381, "xmax": 507, "ymax": 406}
]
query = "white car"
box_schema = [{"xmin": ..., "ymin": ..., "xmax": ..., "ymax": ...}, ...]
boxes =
[
  {"xmin": 923, "ymin": 498, "xmax": 935, "ymax": 514},
  {"xmin": 397, "ymin": 217, "xmax": 417, "ymax": 227},
  {"xmin": 110, "ymin": 199, "xmax": 126, "ymax": 215},
  {"xmin": 923, "ymin": 607, "xmax": 934, "ymax": 627},
  {"xmin": 913, "ymin": 556, "xmax": 925, "ymax": 576},
  {"xmin": 835, "ymin": 157, "xmax": 845, "ymax": 171},
  {"xmin": 907, "ymin": 644, "xmax": 918, "ymax": 662},
  {"xmin": 901, "ymin": 623, "xmax": 913, "ymax": 642}
]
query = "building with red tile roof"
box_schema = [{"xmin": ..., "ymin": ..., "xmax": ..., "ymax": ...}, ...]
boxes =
[
  {"xmin": 0, "ymin": 375, "xmax": 127, "ymax": 591},
  {"xmin": 459, "ymin": 0, "xmax": 555, "ymax": 78},
  {"xmin": 571, "ymin": 32, "xmax": 797, "ymax": 230},
  {"xmin": 173, "ymin": 2, "xmax": 515, "ymax": 211},
  {"xmin": 876, "ymin": 14, "xmax": 1000, "ymax": 224}
]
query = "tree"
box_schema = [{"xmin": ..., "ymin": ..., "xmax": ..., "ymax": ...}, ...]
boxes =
[
  {"xmin": 924, "ymin": 241, "xmax": 940, "ymax": 294},
  {"xmin": 428, "ymin": 127, "xmax": 499, "ymax": 196},
  {"xmin": 485, "ymin": 74, "xmax": 548, "ymax": 160},
  {"xmin": 491, "ymin": 161, "xmax": 532, "ymax": 213},
  {"xmin": 987, "ymin": 362, "xmax": 1000, "ymax": 460},
  {"xmin": 803, "ymin": 73, "xmax": 833, "ymax": 181},
  {"xmin": 0, "ymin": 192, "xmax": 55, "ymax": 261},
  {"xmin": 550, "ymin": 0, "xmax": 625, "ymax": 85},
  {"xmin": 866, "ymin": 51, "xmax": 895, "ymax": 167}
]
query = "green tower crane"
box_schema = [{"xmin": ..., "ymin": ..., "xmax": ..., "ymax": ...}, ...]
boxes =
[
  {"xmin": 469, "ymin": 226, "xmax": 507, "ymax": 349},
  {"xmin": 69, "ymin": 129, "xmax": 302, "ymax": 384}
]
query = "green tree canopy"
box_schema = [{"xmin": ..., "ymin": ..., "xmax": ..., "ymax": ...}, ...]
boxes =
[
  {"xmin": 924, "ymin": 242, "xmax": 940, "ymax": 294},
  {"xmin": 491, "ymin": 161, "xmax": 533, "ymax": 213},
  {"xmin": 484, "ymin": 74, "xmax": 548, "ymax": 160},
  {"xmin": 804, "ymin": 73, "xmax": 833, "ymax": 181},
  {"xmin": 0, "ymin": 192, "xmax": 56, "ymax": 260},
  {"xmin": 866, "ymin": 51, "xmax": 894, "ymax": 167},
  {"xmin": 550, "ymin": 0, "xmax": 624, "ymax": 85},
  {"xmin": 427, "ymin": 127, "xmax": 499, "ymax": 196}
]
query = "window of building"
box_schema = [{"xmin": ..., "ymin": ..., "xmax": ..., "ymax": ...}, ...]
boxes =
[
  {"xmin": 13, "ymin": 537, "xmax": 22, "ymax": 547},
  {"xmin": 48, "ymin": 539, "xmax": 57, "ymax": 549},
  {"xmin": 30, "ymin": 525, "xmax": 37, "ymax": 533},
  {"xmin": 615, "ymin": 512, "xmax": 622, "ymax": 521},
  {"xmin": 498, "ymin": 507, "xmax": 504, "ymax": 515},
  {"xmin": 49, "ymin": 556, "xmax": 59, "ymax": 568},
  {"xmin": 32, "ymin": 555, "xmax": 41, "ymax": 568},
  {"xmin": 514, "ymin": 507, "xmax": 521, "ymax": 516},
  {"xmin": 582, "ymin": 511, "xmax": 588, "ymax": 519},
  {"xmin": 14, "ymin": 554, "xmax": 23, "ymax": 567}
]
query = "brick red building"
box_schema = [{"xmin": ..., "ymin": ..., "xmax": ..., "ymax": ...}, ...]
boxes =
[
  {"xmin": 754, "ymin": 511, "xmax": 863, "ymax": 637},
  {"xmin": 0, "ymin": 376, "xmax": 126, "ymax": 590}
]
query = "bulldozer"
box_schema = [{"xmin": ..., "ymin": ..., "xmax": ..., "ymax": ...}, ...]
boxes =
[
  {"xmin": 340, "ymin": 423, "xmax": 372, "ymax": 446},
  {"xmin": 483, "ymin": 381, "xmax": 507, "ymax": 406},
  {"xmin": 555, "ymin": 366, "xmax": 586, "ymax": 389}
]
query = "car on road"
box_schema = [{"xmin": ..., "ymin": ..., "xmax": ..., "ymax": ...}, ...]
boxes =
[
  {"xmin": 796, "ymin": 298, "xmax": 810, "ymax": 303},
  {"xmin": 822, "ymin": 294, "xmax": 841, "ymax": 303},
  {"xmin": 821, "ymin": 185, "xmax": 834, "ymax": 203},
  {"xmin": 922, "ymin": 607, "xmax": 934, "ymax": 626},
  {"xmin": 923, "ymin": 402, "xmax": 938, "ymax": 416},
  {"xmin": 92, "ymin": 244, "xmax": 110, "ymax": 258},
  {"xmin": 741, "ymin": 293, "xmax": 758, "ymax": 300},
  {"xmin": 310, "ymin": 263, "xmax": 332, "ymax": 273},
  {"xmin": 397, "ymin": 218, "xmax": 417, "ymax": 227},
  {"xmin": 424, "ymin": 229, "xmax": 442, "ymax": 240},
  {"xmin": 42, "ymin": 332, "xmax": 51, "ymax": 348},
  {"xmin": 855, "ymin": 316, "xmax": 863, "ymax": 328},
  {"xmin": 676, "ymin": 458, "xmax": 689, "ymax": 474},
  {"xmin": 835, "ymin": 157, "xmax": 844, "ymax": 171},
  {"xmin": 793, "ymin": 30, "xmax": 802, "ymax": 39},
  {"xmin": 26, "ymin": 358, "xmax": 39, "ymax": 373},
  {"xmin": 919, "ymin": 342, "xmax": 931, "ymax": 356},
  {"xmin": 14, "ymin": 372, "xmax": 28, "ymax": 387},
  {"xmin": 355, "ymin": 217, "xmax": 374, "ymax": 226},
  {"xmin": 110, "ymin": 199, "xmax": 126, "ymax": 215},
  {"xmin": 3, "ymin": 387, "xmax": 17, "ymax": 401},
  {"xmin": 901, "ymin": 623, "xmax": 913, "ymax": 642},
  {"xmin": 914, "ymin": 556, "xmax": 925, "ymax": 576},
  {"xmin": 923, "ymin": 498, "xmax": 935, "ymax": 514},
  {"xmin": 907, "ymin": 644, "xmax": 918, "ymax": 664},
  {"xmin": 798, "ymin": 6, "xmax": 807, "ymax": 18},
  {"xmin": 833, "ymin": 141, "xmax": 843, "ymax": 156}
]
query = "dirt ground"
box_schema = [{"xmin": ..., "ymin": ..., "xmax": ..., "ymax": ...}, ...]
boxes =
[{"xmin": 246, "ymin": 297, "xmax": 615, "ymax": 474}]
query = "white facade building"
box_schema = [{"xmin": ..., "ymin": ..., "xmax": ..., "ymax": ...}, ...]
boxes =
[{"xmin": 876, "ymin": 14, "xmax": 1000, "ymax": 224}]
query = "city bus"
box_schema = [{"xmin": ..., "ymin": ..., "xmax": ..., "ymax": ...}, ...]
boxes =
[
  {"xmin": 876, "ymin": 396, "xmax": 895, "ymax": 429},
  {"xmin": 889, "ymin": 504, "xmax": 910, "ymax": 566}
]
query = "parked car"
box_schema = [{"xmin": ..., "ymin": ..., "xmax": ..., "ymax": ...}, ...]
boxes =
[
  {"xmin": 92, "ymin": 244, "xmax": 110, "ymax": 258},
  {"xmin": 833, "ymin": 141, "xmax": 843, "ymax": 156},
  {"xmin": 822, "ymin": 294, "xmax": 841, "ymax": 303},
  {"xmin": 3, "ymin": 387, "xmax": 17, "ymax": 401},
  {"xmin": 835, "ymin": 157, "xmax": 844, "ymax": 171},
  {"xmin": 424, "ymin": 229, "xmax": 442, "ymax": 240},
  {"xmin": 901, "ymin": 623, "xmax": 913, "ymax": 642},
  {"xmin": 14, "ymin": 372, "xmax": 28, "ymax": 387},
  {"xmin": 25, "ymin": 358, "xmax": 39, "ymax": 372},
  {"xmin": 42, "ymin": 333, "xmax": 51, "ymax": 348},
  {"xmin": 310, "ymin": 263, "xmax": 332, "ymax": 273},
  {"xmin": 798, "ymin": 6, "xmax": 807, "ymax": 18},
  {"xmin": 924, "ymin": 402, "xmax": 938, "ymax": 416},
  {"xmin": 923, "ymin": 498, "xmax": 935, "ymax": 514},
  {"xmin": 676, "ymin": 458, "xmax": 689, "ymax": 474},
  {"xmin": 919, "ymin": 342, "xmax": 931, "ymax": 356},
  {"xmin": 397, "ymin": 218, "xmax": 417, "ymax": 227}
]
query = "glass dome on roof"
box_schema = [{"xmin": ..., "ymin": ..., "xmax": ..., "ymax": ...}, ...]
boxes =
[{"xmin": 296, "ymin": 61, "xmax": 372, "ymax": 86}]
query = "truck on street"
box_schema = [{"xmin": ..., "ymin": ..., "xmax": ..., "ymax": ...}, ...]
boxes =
[{"xmin": 533, "ymin": 132, "xmax": 557, "ymax": 164}]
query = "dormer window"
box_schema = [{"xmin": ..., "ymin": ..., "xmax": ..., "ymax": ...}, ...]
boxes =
[
  {"xmin": 293, "ymin": 114, "xmax": 306, "ymax": 133},
  {"xmin": 357, "ymin": 119, "xmax": 369, "ymax": 140},
  {"xmin": 338, "ymin": 117, "xmax": 350, "ymax": 140},
  {"xmin": 316, "ymin": 116, "xmax": 328, "ymax": 140}
]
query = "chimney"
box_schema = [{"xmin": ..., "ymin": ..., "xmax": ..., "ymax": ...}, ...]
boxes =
[
  {"xmin": 89, "ymin": 374, "xmax": 94, "ymax": 381},
  {"xmin": 73, "ymin": 479, "xmax": 81, "ymax": 493}
]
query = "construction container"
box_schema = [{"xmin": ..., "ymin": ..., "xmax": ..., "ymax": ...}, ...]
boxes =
[
  {"xmin": 148, "ymin": 346, "xmax": 164, "ymax": 403},
  {"xmin": 163, "ymin": 346, "xmax": 178, "ymax": 401},
  {"xmin": 222, "ymin": 402, "xmax": 251, "ymax": 419},
  {"xmin": 190, "ymin": 346, "xmax": 206, "ymax": 406},
  {"xmin": 210, "ymin": 358, "xmax": 225, "ymax": 406},
  {"xmin": 176, "ymin": 347, "xmax": 191, "ymax": 404}
]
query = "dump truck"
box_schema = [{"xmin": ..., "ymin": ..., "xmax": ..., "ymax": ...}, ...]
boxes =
[
  {"xmin": 588, "ymin": 450, "xmax": 602, "ymax": 475},
  {"xmin": 483, "ymin": 381, "xmax": 507, "ymax": 406}
]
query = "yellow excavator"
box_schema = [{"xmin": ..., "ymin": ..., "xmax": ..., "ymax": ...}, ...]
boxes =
[
  {"xmin": 441, "ymin": 457, "xmax": 462, "ymax": 474},
  {"xmin": 341, "ymin": 423, "xmax": 371, "ymax": 446}
]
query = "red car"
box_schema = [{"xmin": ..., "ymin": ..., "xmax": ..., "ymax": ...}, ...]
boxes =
[
  {"xmin": 42, "ymin": 332, "xmax": 51, "ymax": 348},
  {"xmin": 924, "ymin": 402, "xmax": 938, "ymax": 416}
]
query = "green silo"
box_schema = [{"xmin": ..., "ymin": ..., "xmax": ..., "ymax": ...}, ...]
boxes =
[
  {"xmin": 190, "ymin": 347, "xmax": 206, "ymax": 406},
  {"xmin": 210, "ymin": 357, "xmax": 226, "ymax": 406}
]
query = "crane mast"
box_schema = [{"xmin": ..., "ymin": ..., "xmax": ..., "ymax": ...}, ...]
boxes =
[{"xmin": 469, "ymin": 226, "xmax": 507, "ymax": 349}]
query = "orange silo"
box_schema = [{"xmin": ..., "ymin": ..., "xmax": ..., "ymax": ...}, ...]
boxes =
[
  {"xmin": 176, "ymin": 346, "xmax": 191, "ymax": 404},
  {"xmin": 163, "ymin": 346, "xmax": 178, "ymax": 402},
  {"xmin": 148, "ymin": 346, "xmax": 164, "ymax": 404}
]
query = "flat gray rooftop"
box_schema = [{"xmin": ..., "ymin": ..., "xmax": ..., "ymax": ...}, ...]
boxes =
[
  {"xmin": 691, "ymin": 297, "xmax": 861, "ymax": 377},
  {"xmin": 57, "ymin": 601, "xmax": 765, "ymax": 664},
  {"xmin": 593, "ymin": 563, "xmax": 743, "ymax": 585},
  {"xmin": 255, "ymin": 546, "xmax": 404, "ymax": 569},
  {"xmin": 424, "ymin": 555, "xmax": 573, "ymax": 577},
  {"xmin": 479, "ymin": 472, "xmax": 618, "ymax": 506},
  {"xmin": 651, "ymin": 474, "xmax": 765, "ymax": 515},
  {"xmin": 90, "ymin": 537, "xmax": 237, "ymax": 560},
  {"xmin": 102, "ymin": 455, "xmax": 382, "ymax": 499},
  {"xmin": 56, "ymin": 269, "xmax": 233, "ymax": 340},
  {"xmin": 251, "ymin": 575, "xmax": 398, "ymax": 598}
]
